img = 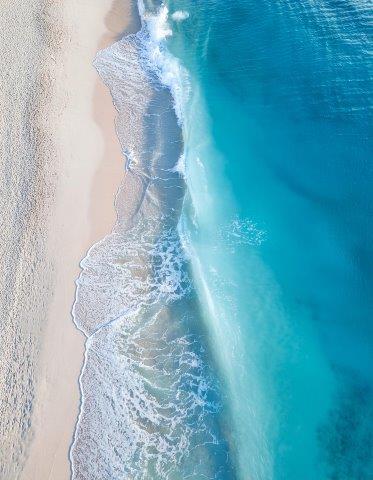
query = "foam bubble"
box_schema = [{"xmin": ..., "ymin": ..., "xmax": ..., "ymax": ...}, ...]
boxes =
[
  {"xmin": 221, "ymin": 217, "xmax": 267, "ymax": 247},
  {"xmin": 171, "ymin": 10, "xmax": 190, "ymax": 22}
]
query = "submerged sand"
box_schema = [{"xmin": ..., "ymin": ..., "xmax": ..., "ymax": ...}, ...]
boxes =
[{"xmin": 0, "ymin": 1, "xmax": 139, "ymax": 478}]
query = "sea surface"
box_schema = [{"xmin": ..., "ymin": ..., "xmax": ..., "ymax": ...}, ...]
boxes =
[{"xmin": 71, "ymin": 0, "xmax": 373, "ymax": 478}]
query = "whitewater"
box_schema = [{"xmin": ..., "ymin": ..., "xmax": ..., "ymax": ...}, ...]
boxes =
[{"xmin": 70, "ymin": 3, "xmax": 235, "ymax": 479}]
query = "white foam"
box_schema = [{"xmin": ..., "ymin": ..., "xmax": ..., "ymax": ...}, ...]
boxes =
[
  {"xmin": 170, "ymin": 153, "xmax": 186, "ymax": 176},
  {"xmin": 171, "ymin": 10, "xmax": 190, "ymax": 22},
  {"xmin": 71, "ymin": 218, "xmax": 228, "ymax": 477},
  {"xmin": 144, "ymin": 5, "xmax": 173, "ymax": 41},
  {"xmin": 70, "ymin": 2, "xmax": 232, "ymax": 478},
  {"xmin": 138, "ymin": 1, "xmax": 191, "ymax": 124}
]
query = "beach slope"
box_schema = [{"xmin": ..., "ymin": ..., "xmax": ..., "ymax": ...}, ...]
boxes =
[{"xmin": 0, "ymin": 1, "xmax": 137, "ymax": 478}]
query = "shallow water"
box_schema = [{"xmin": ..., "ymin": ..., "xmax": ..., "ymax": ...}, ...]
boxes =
[{"xmin": 71, "ymin": 21, "xmax": 234, "ymax": 479}]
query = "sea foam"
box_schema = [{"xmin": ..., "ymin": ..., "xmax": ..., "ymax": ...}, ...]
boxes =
[
  {"xmin": 171, "ymin": 11, "xmax": 190, "ymax": 22},
  {"xmin": 70, "ymin": 3, "xmax": 232, "ymax": 479}
]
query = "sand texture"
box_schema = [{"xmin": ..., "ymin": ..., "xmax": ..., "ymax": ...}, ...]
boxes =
[{"xmin": 0, "ymin": 1, "xmax": 138, "ymax": 478}]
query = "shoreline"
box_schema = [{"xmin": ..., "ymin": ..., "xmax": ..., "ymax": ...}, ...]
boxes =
[
  {"xmin": 89, "ymin": 0, "xmax": 140, "ymax": 244},
  {"xmin": 67, "ymin": 2, "xmax": 188, "ymax": 474},
  {"xmin": 20, "ymin": 1, "xmax": 140, "ymax": 479}
]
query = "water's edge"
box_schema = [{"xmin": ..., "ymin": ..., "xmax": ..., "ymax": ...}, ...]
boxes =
[{"xmin": 69, "ymin": 3, "xmax": 234, "ymax": 478}]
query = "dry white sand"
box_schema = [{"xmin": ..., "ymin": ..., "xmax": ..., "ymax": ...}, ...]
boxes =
[{"xmin": 0, "ymin": 0, "xmax": 139, "ymax": 478}]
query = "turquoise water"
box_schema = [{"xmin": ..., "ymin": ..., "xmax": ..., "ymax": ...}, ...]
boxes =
[
  {"xmin": 72, "ymin": 1, "xmax": 372, "ymax": 478},
  {"xmin": 163, "ymin": 0, "xmax": 373, "ymax": 478}
]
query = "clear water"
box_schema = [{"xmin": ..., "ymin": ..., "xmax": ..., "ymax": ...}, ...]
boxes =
[
  {"xmin": 71, "ymin": 0, "xmax": 373, "ymax": 478},
  {"xmin": 166, "ymin": 0, "xmax": 373, "ymax": 477}
]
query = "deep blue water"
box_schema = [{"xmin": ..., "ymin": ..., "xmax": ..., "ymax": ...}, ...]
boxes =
[{"xmin": 163, "ymin": 0, "xmax": 373, "ymax": 478}]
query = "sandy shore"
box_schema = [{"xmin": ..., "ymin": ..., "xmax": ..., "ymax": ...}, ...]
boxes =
[{"xmin": 0, "ymin": 1, "xmax": 138, "ymax": 479}]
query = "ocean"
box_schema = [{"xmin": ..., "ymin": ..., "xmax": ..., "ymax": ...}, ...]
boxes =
[{"xmin": 71, "ymin": 0, "xmax": 373, "ymax": 478}]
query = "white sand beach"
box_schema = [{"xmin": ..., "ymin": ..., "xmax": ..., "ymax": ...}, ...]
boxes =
[{"xmin": 0, "ymin": 1, "xmax": 139, "ymax": 478}]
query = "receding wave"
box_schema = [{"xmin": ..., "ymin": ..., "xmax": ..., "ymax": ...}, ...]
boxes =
[{"xmin": 70, "ymin": 3, "xmax": 234, "ymax": 479}]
